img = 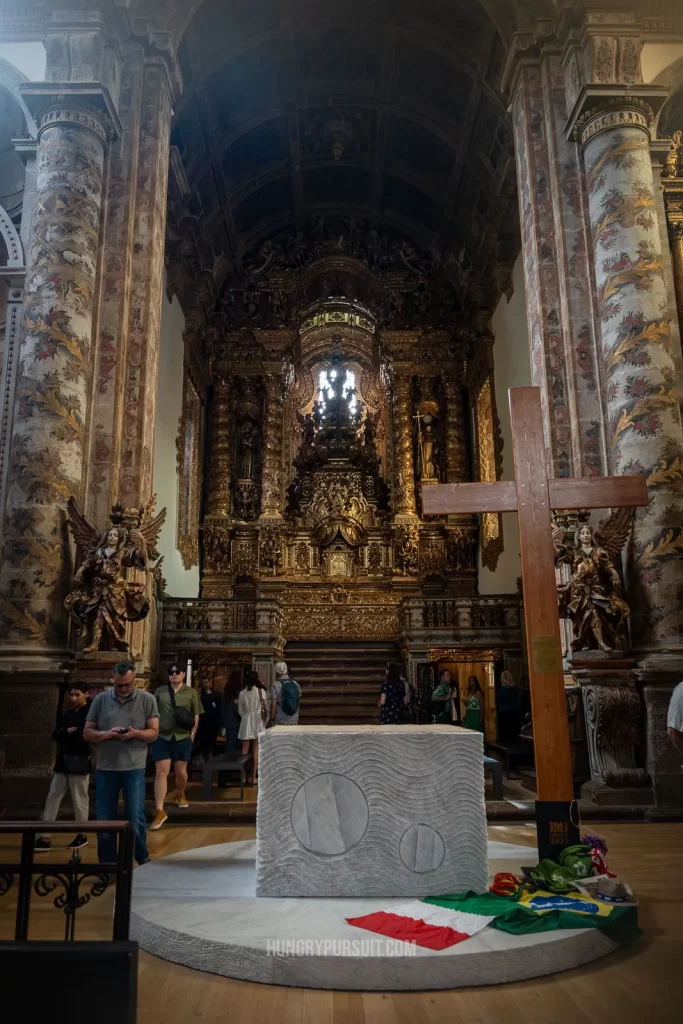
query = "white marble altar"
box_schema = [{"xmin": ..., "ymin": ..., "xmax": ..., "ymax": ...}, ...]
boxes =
[
  {"xmin": 130, "ymin": 839, "xmax": 620, "ymax": 990},
  {"xmin": 255, "ymin": 724, "xmax": 488, "ymax": 898}
]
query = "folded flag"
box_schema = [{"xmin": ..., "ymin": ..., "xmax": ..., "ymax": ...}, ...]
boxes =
[
  {"xmin": 346, "ymin": 900, "xmax": 495, "ymax": 950},
  {"xmin": 346, "ymin": 889, "xmax": 641, "ymax": 950}
]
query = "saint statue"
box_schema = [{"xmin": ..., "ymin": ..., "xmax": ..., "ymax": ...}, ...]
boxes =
[
  {"xmin": 419, "ymin": 416, "xmax": 438, "ymax": 480},
  {"xmin": 64, "ymin": 497, "xmax": 166, "ymax": 653},
  {"xmin": 554, "ymin": 512, "xmax": 632, "ymax": 652},
  {"xmin": 238, "ymin": 420, "xmax": 259, "ymax": 480}
]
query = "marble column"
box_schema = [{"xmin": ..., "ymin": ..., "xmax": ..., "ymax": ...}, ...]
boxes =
[
  {"xmin": 578, "ymin": 98, "xmax": 683, "ymax": 657},
  {"xmin": 206, "ymin": 369, "xmax": 232, "ymax": 518},
  {"xmin": 0, "ymin": 89, "xmax": 118, "ymax": 661},
  {"xmin": 391, "ymin": 370, "xmax": 417, "ymax": 517},
  {"xmin": 504, "ymin": 43, "xmax": 608, "ymax": 479},
  {"xmin": 443, "ymin": 375, "xmax": 468, "ymax": 483},
  {"xmin": 261, "ymin": 367, "xmax": 284, "ymax": 517}
]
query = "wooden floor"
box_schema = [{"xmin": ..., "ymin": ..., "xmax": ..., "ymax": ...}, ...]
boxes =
[{"xmin": 1, "ymin": 822, "xmax": 680, "ymax": 1022}]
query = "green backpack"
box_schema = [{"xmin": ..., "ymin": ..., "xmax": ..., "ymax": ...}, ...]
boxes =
[{"xmin": 281, "ymin": 678, "xmax": 300, "ymax": 716}]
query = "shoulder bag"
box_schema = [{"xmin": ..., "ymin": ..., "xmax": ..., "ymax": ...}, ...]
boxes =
[{"xmin": 168, "ymin": 684, "xmax": 195, "ymax": 732}]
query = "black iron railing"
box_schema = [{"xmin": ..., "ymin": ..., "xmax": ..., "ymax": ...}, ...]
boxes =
[{"xmin": 0, "ymin": 822, "xmax": 133, "ymax": 942}]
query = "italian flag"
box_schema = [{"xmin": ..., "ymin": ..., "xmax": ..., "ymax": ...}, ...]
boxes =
[
  {"xmin": 346, "ymin": 890, "xmax": 641, "ymax": 950},
  {"xmin": 346, "ymin": 900, "xmax": 495, "ymax": 950}
]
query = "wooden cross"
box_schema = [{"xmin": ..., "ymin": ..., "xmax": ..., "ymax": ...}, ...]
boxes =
[{"xmin": 422, "ymin": 387, "xmax": 647, "ymax": 858}]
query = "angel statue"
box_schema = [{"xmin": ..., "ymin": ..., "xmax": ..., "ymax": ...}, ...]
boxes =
[
  {"xmin": 64, "ymin": 496, "xmax": 166, "ymax": 653},
  {"xmin": 554, "ymin": 510, "xmax": 632, "ymax": 652}
]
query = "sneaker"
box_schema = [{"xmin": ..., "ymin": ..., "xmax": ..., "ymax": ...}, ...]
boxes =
[
  {"xmin": 68, "ymin": 834, "xmax": 88, "ymax": 850},
  {"xmin": 150, "ymin": 809, "xmax": 168, "ymax": 831},
  {"xmin": 176, "ymin": 792, "xmax": 189, "ymax": 808},
  {"xmin": 138, "ymin": 856, "xmax": 152, "ymax": 866},
  {"xmin": 34, "ymin": 838, "xmax": 51, "ymax": 852}
]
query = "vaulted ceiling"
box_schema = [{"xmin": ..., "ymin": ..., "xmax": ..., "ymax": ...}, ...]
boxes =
[{"xmin": 166, "ymin": 0, "xmax": 519, "ymax": 333}]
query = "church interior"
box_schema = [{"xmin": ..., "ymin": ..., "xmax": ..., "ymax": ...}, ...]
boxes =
[{"xmin": 0, "ymin": 1, "xmax": 682, "ymax": 1020}]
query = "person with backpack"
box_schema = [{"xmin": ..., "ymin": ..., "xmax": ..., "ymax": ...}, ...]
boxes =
[
  {"xmin": 150, "ymin": 662, "xmax": 202, "ymax": 830},
  {"xmin": 269, "ymin": 660, "xmax": 301, "ymax": 725}
]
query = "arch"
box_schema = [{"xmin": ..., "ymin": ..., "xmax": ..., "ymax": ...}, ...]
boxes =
[
  {"xmin": 0, "ymin": 56, "xmax": 34, "ymax": 139},
  {"xmin": 0, "ymin": 201, "xmax": 24, "ymax": 268},
  {"xmin": 164, "ymin": 0, "xmax": 516, "ymax": 49}
]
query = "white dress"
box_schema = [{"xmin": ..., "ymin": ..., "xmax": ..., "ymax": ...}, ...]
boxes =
[{"xmin": 237, "ymin": 686, "xmax": 266, "ymax": 741}]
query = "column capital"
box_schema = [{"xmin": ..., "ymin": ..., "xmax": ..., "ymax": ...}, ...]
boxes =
[
  {"xmin": 565, "ymin": 83, "xmax": 667, "ymax": 147},
  {"xmin": 20, "ymin": 82, "xmax": 122, "ymax": 146}
]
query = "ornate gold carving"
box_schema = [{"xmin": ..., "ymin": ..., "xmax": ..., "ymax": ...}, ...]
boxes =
[
  {"xmin": 662, "ymin": 134, "xmax": 683, "ymax": 334},
  {"xmin": 474, "ymin": 376, "xmax": 504, "ymax": 572},
  {"xmin": 662, "ymin": 129, "xmax": 683, "ymax": 179},
  {"xmin": 205, "ymin": 372, "xmax": 231, "ymax": 517},
  {"xmin": 294, "ymin": 541, "xmax": 310, "ymax": 572},
  {"xmin": 64, "ymin": 496, "xmax": 166, "ymax": 653},
  {"xmin": 261, "ymin": 368, "xmax": 284, "ymax": 515},
  {"xmin": 394, "ymin": 523, "xmax": 420, "ymax": 575},
  {"xmin": 391, "ymin": 371, "xmax": 417, "ymax": 515},
  {"xmin": 429, "ymin": 647, "xmax": 502, "ymax": 663},
  {"xmin": 282, "ymin": 587, "xmax": 400, "ymax": 640},
  {"xmin": 420, "ymin": 537, "xmax": 443, "ymax": 575},
  {"xmin": 259, "ymin": 523, "xmax": 284, "ymax": 574},
  {"xmin": 443, "ymin": 375, "xmax": 468, "ymax": 483},
  {"xmin": 306, "ymin": 470, "xmax": 374, "ymax": 547},
  {"xmin": 445, "ymin": 526, "xmax": 477, "ymax": 575},
  {"xmin": 202, "ymin": 522, "xmax": 233, "ymax": 575},
  {"xmin": 177, "ymin": 374, "xmax": 203, "ymax": 568}
]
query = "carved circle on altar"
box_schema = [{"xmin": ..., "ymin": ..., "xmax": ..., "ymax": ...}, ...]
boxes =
[
  {"xmin": 399, "ymin": 823, "xmax": 446, "ymax": 873},
  {"xmin": 290, "ymin": 773, "xmax": 369, "ymax": 855}
]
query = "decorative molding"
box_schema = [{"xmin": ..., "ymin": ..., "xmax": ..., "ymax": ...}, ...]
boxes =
[
  {"xmin": 20, "ymin": 83, "xmax": 123, "ymax": 146},
  {"xmin": 564, "ymin": 84, "xmax": 668, "ymax": 144},
  {"xmin": 467, "ymin": 342, "xmax": 504, "ymax": 573}
]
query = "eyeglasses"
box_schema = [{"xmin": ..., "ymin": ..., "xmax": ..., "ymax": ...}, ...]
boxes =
[{"xmin": 169, "ymin": 669, "xmax": 182, "ymax": 675}]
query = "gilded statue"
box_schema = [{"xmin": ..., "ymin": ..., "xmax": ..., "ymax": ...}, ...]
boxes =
[
  {"xmin": 554, "ymin": 510, "xmax": 632, "ymax": 652},
  {"xmin": 65, "ymin": 496, "xmax": 166, "ymax": 653}
]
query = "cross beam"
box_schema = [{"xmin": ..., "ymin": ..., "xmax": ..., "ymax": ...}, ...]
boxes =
[{"xmin": 422, "ymin": 387, "xmax": 648, "ymax": 858}]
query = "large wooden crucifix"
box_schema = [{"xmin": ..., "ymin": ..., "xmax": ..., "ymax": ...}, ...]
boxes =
[{"xmin": 422, "ymin": 387, "xmax": 647, "ymax": 859}]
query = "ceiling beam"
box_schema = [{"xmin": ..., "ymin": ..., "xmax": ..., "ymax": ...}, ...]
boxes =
[
  {"xmin": 436, "ymin": 28, "xmax": 495, "ymax": 254},
  {"xmin": 280, "ymin": 1, "xmax": 305, "ymax": 225},
  {"xmin": 371, "ymin": 5, "xmax": 397, "ymax": 222}
]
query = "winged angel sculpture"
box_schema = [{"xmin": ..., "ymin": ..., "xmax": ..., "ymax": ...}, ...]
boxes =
[
  {"xmin": 553, "ymin": 509, "xmax": 633, "ymax": 652},
  {"xmin": 64, "ymin": 496, "xmax": 166, "ymax": 653}
]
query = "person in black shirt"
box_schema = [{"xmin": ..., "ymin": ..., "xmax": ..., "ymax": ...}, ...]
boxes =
[
  {"xmin": 196, "ymin": 677, "xmax": 222, "ymax": 760},
  {"xmin": 35, "ymin": 684, "xmax": 92, "ymax": 852}
]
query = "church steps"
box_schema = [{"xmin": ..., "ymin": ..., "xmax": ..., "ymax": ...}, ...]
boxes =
[{"xmin": 285, "ymin": 640, "xmax": 399, "ymax": 725}]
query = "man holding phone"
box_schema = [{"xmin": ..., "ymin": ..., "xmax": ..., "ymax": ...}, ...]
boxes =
[{"xmin": 84, "ymin": 660, "xmax": 159, "ymax": 865}]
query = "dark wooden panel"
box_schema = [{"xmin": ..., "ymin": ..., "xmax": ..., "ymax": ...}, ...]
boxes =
[
  {"xmin": 421, "ymin": 480, "xmax": 518, "ymax": 514},
  {"xmin": 509, "ymin": 387, "xmax": 574, "ymax": 803},
  {"xmin": 549, "ymin": 475, "xmax": 648, "ymax": 510}
]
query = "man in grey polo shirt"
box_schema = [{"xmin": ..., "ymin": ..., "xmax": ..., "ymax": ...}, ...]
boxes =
[{"xmin": 84, "ymin": 660, "xmax": 159, "ymax": 864}]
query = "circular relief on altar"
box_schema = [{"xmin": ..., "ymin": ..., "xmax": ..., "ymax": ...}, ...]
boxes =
[
  {"xmin": 290, "ymin": 773, "xmax": 369, "ymax": 856},
  {"xmin": 399, "ymin": 824, "xmax": 445, "ymax": 873}
]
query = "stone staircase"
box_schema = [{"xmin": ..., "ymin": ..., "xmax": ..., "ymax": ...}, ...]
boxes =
[{"xmin": 284, "ymin": 641, "xmax": 400, "ymax": 725}]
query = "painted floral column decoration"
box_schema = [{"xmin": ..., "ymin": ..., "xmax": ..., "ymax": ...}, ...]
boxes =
[
  {"xmin": 261, "ymin": 367, "xmax": 284, "ymax": 517},
  {"xmin": 579, "ymin": 102, "xmax": 683, "ymax": 650},
  {"xmin": 0, "ymin": 91, "xmax": 117, "ymax": 653},
  {"xmin": 391, "ymin": 370, "xmax": 417, "ymax": 517},
  {"xmin": 205, "ymin": 370, "xmax": 232, "ymax": 518}
]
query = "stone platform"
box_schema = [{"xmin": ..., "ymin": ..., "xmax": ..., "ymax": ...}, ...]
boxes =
[
  {"xmin": 256, "ymin": 724, "xmax": 488, "ymax": 898},
  {"xmin": 130, "ymin": 839, "xmax": 620, "ymax": 990}
]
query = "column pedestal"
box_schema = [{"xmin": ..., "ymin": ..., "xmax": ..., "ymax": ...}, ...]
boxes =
[{"xmin": 570, "ymin": 656, "xmax": 653, "ymax": 807}]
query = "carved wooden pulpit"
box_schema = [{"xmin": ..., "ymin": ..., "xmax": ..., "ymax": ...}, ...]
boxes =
[{"xmin": 422, "ymin": 387, "xmax": 647, "ymax": 859}]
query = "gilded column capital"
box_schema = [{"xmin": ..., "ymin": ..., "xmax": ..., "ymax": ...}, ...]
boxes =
[
  {"xmin": 564, "ymin": 84, "xmax": 667, "ymax": 148},
  {"xmin": 20, "ymin": 82, "xmax": 122, "ymax": 148}
]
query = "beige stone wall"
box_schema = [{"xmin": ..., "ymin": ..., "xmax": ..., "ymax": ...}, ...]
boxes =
[
  {"xmin": 478, "ymin": 255, "xmax": 531, "ymax": 595},
  {"xmin": 152, "ymin": 288, "xmax": 200, "ymax": 599}
]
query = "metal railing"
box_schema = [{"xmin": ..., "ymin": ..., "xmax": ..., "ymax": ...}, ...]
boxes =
[{"xmin": 0, "ymin": 822, "xmax": 133, "ymax": 942}]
